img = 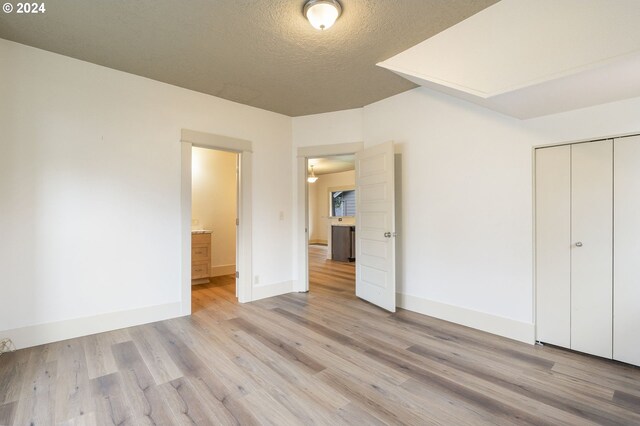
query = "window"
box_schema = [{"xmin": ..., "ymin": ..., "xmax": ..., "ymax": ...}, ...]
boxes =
[{"xmin": 331, "ymin": 189, "xmax": 356, "ymax": 217}]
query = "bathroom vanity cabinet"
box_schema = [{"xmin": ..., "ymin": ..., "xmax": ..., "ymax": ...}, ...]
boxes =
[{"xmin": 192, "ymin": 231, "xmax": 212, "ymax": 280}]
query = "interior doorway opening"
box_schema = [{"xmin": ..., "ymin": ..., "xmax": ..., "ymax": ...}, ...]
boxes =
[
  {"xmin": 297, "ymin": 141, "xmax": 397, "ymax": 312},
  {"xmin": 306, "ymin": 155, "xmax": 356, "ymax": 294},
  {"xmin": 191, "ymin": 146, "xmax": 239, "ymax": 312}
]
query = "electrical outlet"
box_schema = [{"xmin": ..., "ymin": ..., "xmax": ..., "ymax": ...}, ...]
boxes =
[
  {"xmin": 279, "ymin": 211, "xmax": 284, "ymax": 221},
  {"xmin": 0, "ymin": 338, "xmax": 15, "ymax": 355},
  {"xmin": 192, "ymin": 219, "xmax": 199, "ymax": 226},
  {"xmin": 254, "ymin": 275, "xmax": 260, "ymax": 285}
]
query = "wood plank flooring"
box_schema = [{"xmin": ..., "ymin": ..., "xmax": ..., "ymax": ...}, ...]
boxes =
[{"xmin": 1, "ymin": 244, "xmax": 639, "ymax": 425}]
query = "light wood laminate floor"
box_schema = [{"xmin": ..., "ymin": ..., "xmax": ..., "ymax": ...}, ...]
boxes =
[{"xmin": 1, "ymin": 245, "xmax": 639, "ymax": 425}]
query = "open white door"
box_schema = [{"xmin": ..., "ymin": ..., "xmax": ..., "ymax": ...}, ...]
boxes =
[{"xmin": 355, "ymin": 141, "xmax": 396, "ymax": 312}]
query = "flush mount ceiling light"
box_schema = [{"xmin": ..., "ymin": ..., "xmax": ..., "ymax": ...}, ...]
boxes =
[
  {"xmin": 307, "ymin": 165, "xmax": 319, "ymax": 183},
  {"xmin": 304, "ymin": 0, "xmax": 342, "ymax": 30}
]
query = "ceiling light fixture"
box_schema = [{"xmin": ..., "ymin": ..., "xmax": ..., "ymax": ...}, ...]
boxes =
[
  {"xmin": 304, "ymin": 0, "xmax": 342, "ymax": 31},
  {"xmin": 307, "ymin": 165, "xmax": 319, "ymax": 183}
]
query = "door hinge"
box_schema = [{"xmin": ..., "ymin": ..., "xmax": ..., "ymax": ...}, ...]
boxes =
[
  {"xmin": 235, "ymin": 271, "xmax": 239, "ymax": 279},
  {"xmin": 236, "ymin": 218, "xmax": 239, "ymax": 226}
]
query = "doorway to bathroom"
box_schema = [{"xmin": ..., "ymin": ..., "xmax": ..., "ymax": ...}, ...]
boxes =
[{"xmin": 190, "ymin": 146, "xmax": 239, "ymax": 312}]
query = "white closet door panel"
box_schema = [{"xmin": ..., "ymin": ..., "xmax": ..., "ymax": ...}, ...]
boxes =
[
  {"xmin": 571, "ymin": 140, "xmax": 613, "ymax": 359},
  {"xmin": 535, "ymin": 146, "xmax": 571, "ymax": 347},
  {"xmin": 614, "ymin": 135, "xmax": 640, "ymax": 366}
]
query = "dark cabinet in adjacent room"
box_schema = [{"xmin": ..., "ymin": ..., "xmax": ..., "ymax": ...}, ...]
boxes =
[{"xmin": 332, "ymin": 225, "xmax": 355, "ymax": 262}]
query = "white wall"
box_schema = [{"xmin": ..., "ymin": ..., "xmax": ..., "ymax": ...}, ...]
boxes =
[
  {"xmin": 307, "ymin": 179, "xmax": 318, "ymax": 243},
  {"xmin": 0, "ymin": 39, "xmax": 293, "ymax": 348},
  {"xmin": 308, "ymin": 170, "xmax": 355, "ymax": 244},
  {"xmin": 192, "ymin": 148, "xmax": 237, "ymax": 274},
  {"xmin": 293, "ymin": 109, "xmax": 363, "ymax": 147},
  {"xmin": 293, "ymin": 86, "xmax": 640, "ymax": 343},
  {"xmin": 5, "ymin": 36, "xmax": 640, "ymax": 349},
  {"xmin": 363, "ymin": 88, "xmax": 538, "ymax": 325}
]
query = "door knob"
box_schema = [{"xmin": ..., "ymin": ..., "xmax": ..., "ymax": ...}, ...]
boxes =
[
  {"xmin": 575, "ymin": 242, "xmax": 583, "ymax": 247},
  {"xmin": 384, "ymin": 232, "xmax": 392, "ymax": 238}
]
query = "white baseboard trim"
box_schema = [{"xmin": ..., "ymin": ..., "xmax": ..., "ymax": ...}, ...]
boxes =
[
  {"xmin": 2, "ymin": 302, "xmax": 183, "ymax": 350},
  {"xmin": 210, "ymin": 264, "xmax": 236, "ymax": 277},
  {"xmin": 396, "ymin": 293, "xmax": 535, "ymax": 344},
  {"xmin": 251, "ymin": 280, "xmax": 293, "ymax": 302}
]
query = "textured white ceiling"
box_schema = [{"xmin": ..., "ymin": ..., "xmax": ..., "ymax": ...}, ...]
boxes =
[
  {"xmin": 309, "ymin": 155, "xmax": 355, "ymax": 175},
  {"xmin": 0, "ymin": 0, "xmax": 496, "ymax": 116}
]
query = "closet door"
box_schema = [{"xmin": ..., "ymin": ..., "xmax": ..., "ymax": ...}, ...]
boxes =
[
  {"xmin": 614, "ymin": 135, "xmax": 640, "ymax": 366},
  {"xmin": 571, "ymin": 140, "xmax": 613, "ymax": 359},
  {"xmin": 535, "ymin": 146, "xmax": 571, "ymax": 347}
]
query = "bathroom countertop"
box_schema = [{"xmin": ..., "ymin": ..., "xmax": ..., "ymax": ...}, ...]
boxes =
[{"xmin": 191, "ymin": 230, "xmax": 213, "ymax": 234}]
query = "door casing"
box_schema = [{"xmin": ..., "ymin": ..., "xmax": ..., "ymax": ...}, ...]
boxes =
[{"xmin": 180, "ymin": 129, "xmax": 253, "ymax": 314}]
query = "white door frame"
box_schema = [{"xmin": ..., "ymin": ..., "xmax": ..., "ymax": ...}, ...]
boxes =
[
  {"xmin": 295, "ymin": 142, "xmax": 364, "ymax": 293},
  {"xmin": 180, "ymin": 129, "xmax": 253, "ymax": 315}
]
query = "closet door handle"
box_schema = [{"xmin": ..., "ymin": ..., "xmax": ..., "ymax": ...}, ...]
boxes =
[{"xmin": 575, "ymin": 242, "xmax": 583, "ymax": 247}]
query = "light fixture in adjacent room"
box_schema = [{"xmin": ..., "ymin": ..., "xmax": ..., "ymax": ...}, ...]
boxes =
[
  {"xmin": 304, "ymin": 0, "xmax": 342, "ymax": 30},
  {"xmin": 307, "ymin": 165, "xmax": 319, "ymax": 183}
]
